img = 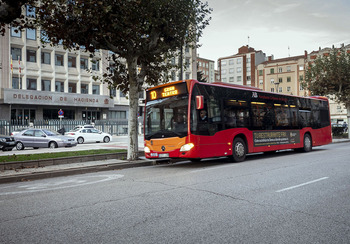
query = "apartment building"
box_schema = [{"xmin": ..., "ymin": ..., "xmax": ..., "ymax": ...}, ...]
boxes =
[
  {"xmin": 218, "ymin": 45, "xmax": 266, "ymax": 86},
  {"xmin": 197, "ymin": 57, "xmax": 215, "ymax": 83},
  {"xmin": 255, "ymin": 55, "xmax": 307, "ymax": 96},
  {"xmin": 169, "ymin": 45, "xmax": 197, "ymax": 82}
]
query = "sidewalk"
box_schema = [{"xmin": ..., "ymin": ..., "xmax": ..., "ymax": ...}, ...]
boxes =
[{"xmin": 1, "ymin": 138, "xmax": 349, "ymax": 184}]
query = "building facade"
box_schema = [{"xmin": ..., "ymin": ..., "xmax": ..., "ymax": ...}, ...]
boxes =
[
  {"xmin": 218, "ymin": 45, "xmax": 266, "ymax": 86},
  {"xmin": 197, "ymin": 57, "xmax": 215, "ymax": 83},
  {"xmin": 255, "ymin": 55, "xmax": 307, "ymax": 96}
]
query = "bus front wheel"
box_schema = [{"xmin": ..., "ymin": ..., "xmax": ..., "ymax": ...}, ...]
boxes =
[{"xmin": 232, "ymin": 137, "xmax": 246, "ymax": 162}]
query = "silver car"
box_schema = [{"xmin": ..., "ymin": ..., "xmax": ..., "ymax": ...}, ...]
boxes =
[{"xmin": 14, "ymin": 128, "xmax": 77, "ymax": 150}]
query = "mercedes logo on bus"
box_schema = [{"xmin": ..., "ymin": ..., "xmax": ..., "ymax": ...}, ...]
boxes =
[{"xmin": 161, "ymin": 146, "xmax": 165, "ymax": 151}]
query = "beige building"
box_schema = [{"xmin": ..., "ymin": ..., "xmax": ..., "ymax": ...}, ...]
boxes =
[{"xmin": 255, "ymin": 55, "xmax": 307, "ymax": 96}]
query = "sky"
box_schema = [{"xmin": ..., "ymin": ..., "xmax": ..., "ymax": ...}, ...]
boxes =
[{"xmin": 197, "ymin": 0, "xmax": 350, "ymax": 65}]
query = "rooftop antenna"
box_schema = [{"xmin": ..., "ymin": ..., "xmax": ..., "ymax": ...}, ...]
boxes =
[
  {"xmin": 248, "ymin": 36, "xmax": 250, "ymax": 47},
  {"xmin": 288, "ymin": 46, "xmax": 290, "ymax": 57}
]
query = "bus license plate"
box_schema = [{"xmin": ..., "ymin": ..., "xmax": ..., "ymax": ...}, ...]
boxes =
[{"xmin": 158, "ymin": 153, "xmax": 169, "ymax": 158}]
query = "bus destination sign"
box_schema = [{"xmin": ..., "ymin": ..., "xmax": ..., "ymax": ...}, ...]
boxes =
[{"xmin": 147, "ymin": 83, "xmax": 187, "ymax": 101}]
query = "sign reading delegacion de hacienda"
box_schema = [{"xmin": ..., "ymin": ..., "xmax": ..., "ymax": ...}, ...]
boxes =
[{"xmin": 4, "ymin": 88, "xmax": 114, "ymax": 108}]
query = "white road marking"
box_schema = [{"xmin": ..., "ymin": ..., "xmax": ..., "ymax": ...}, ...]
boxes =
[
  {"xmin": 0, "ymin": 174, "xmax": 124, "ymax": 196},
  {"xmin": 276, "ymin": 177, "xmax": 329, "ymax": 193}
]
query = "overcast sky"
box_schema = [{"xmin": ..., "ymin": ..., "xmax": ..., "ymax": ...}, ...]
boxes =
[{"xmin": 197, "ymin": 0, "xmax": 350, "ymax": 65}]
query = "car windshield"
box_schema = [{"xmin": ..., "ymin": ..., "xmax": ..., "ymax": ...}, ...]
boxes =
[
  {"xmin": 43, "ymin": 129, "xmax": 60, "ymax": 136},
  {"xmin": 145, "ymin": 94, "xmax": 188, "ymax": 140}
]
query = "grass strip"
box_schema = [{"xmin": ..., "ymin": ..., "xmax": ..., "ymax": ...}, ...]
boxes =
[{"xmin": 0, "ymin": 149, "xmax": 126, "ymax": 163}]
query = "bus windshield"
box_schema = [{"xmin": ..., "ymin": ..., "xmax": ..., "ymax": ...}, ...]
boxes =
[{"xmin": 145, "ymin": 94, "xmax": 188, "ymax": 140}]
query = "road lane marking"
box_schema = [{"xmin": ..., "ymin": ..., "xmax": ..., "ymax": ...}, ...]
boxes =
[{"xmin": 276, "ymin": 177, "xmax": 329, "ymax": 193}]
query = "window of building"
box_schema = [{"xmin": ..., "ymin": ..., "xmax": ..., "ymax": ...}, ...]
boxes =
[
  {"xmin": 11, "ymin": 47, "xmax": 22, "ymax": 61},
  {"xmin": 259, "ymin": 79, "xmax": 263, "ymax": 85},
  {"xmin": 222, "ymin": 78, "xmax": 227, "ymax": 82},
  {"xmin": 92, "ymin": 84, "xmax": 100, "ymax": 95},
  {"xmin": 299, "ymin": 65, "xmax": 304, "ymax": 71},
  {"xmin": 270, "ymin": 78, "xmax": 275, "ymax": 84},
  {"xmin": 247, "ymin": 58, "xmax": 251, "ymax": 63},
  {"xmin": 229, "ymin": 68, "xmax": 234, "ymax": 74},
  {"xmin": 221, "ymin": 60, "xmax": 227, "ymax": 66},
  {"xmin": 185, "ymin": 73, "xmax": 190, "ymax": 80},
  {"xmin": 11, "ymin": 27, "xmax": 21, "ymax": 38},
  {"xmin": 41, "ymin": 80, "xmax": 51, "ymax": 91},
  {"xmin": 41, "ymin": 52, "xmax": 50, "ymax": 64},
  {"xmin": 287, "ymin": 66, "xmax": 291, "ymax": 72},
  {"xmin": 279, "ymin": 77, "xmax": 283, "ymax": 83},
  {"xmin": 68, "ymin": 82, "xmax": 77, "ymax": 93},
  {"xmin": 299, "ymin": 75, "xmax": 304, "ymax": 81},
  {"xmin": 287, "ymin": 87, "xmax": 291, "ymax": 92},
  {"xmin": 221, "ymin": 69, "xmax": 227, "ymax": 75},
  {"xmin": 27, "ymin": 78, "xmax": 37, "ymax": 90},
  {"xmin": 26, "ymin": 28, "xmax": 36, "ymax": 40},
  {"xmin": 12, "ymin": 77, "xmax": 22, "ymax": 89},
  {"xmin": 55, "ymin": 54, "xmax": 64, "ymax": 66},
  {"xmin": 259, "ymin": 70, "xmax": 263, "ymax": 76},
  {"xmin": 278, "ymin": 67, "xmax": 283, "ymax": 73},
  {"xmin": 120, "ymin": 91, "xmax": 126, "ymax": 98},
  {"xmin": 279, "ymin": 87, "xmax": 282, "ymax": 92},
  {"xmin": 229, "ymin": 77, "xmax": 234, "ymax": 82},
  {"xmin": 271, "ymin": 88, "xmax": 275, "ymax": 92},
  {"xmin": 247, "ymin": 76, "xmax": 251, "ymax": 81},
  {"xmin": 287, "ymin": 76, "xmax": 291, "ymax": 82},
  {"xmin": 55, "ymin": 81, "xmax": 64, "ymax": 92},
  {"xmin": 26, "ymin": 5, "xmax": 36, "ymax": 17},
  {"xmin": 270, "ymin": 68, "xmax": 274, "ymax": 74},
  {"xmin": 247, "ymin": 67, "xmax": 251, "ymax": 72},
  {"xmin": 171, "ymin": 71, "xmax": 176, "ymax": 81},
  {"xmin": 41, "ymin": 30, "xmax": 49, "ymax": 43},
  {"xmin": 237, "ymin": 76, "xmax": 242, "ymax": 82},
  {"xmin": 81, "ymin": 84, "xmax": 89, "ymax": 94},
  {"xmin": 300, "ymin": 85, "xmax": 304, "ymax": 91},
  {"xmin": 237, "ymin": 67, "xmax": 242, "ymax": 73},
  {"xmin": 109, "ymin": 111, "xmax": 127, "ymax": 119},
  {"xmin": 229, "ymin": 59, "xmax": 234, "ymax": 65},
  {"xmin": 68, "ymin": 56, "xmax": 76, "ymax": 68},
  {"xmin": 27, "ymin": 49, "xmax": 36, "ymax": 62},
  {"xmin": 80, "ymin": 58, "xmax": 88, "ymax": 70},
  {"xmin": 92, "ymin": 60, "xmax": 99, "ymax": 71},
  {"xmin": 110, "ymin": 87, "xmax": 117, "ymax": 97},
  {"xmin": 237, "ymin": 59, "xmax": 241, "ymax": 64}
]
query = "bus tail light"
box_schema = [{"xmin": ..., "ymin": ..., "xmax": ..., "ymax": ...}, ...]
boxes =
[{"xmin": 180, "ymin": 143, "xmax": 194, "ymax": 152}]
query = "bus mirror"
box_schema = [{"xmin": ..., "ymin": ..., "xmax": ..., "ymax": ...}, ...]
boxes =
[{"xmin": 196, "ymin": 95, "xmax": 204, "ymax": 110}]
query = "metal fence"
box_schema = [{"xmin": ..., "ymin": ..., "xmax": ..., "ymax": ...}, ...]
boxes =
[{"xmin": 0, "ymin": 119, "xmax": 141, "ymax": 136}]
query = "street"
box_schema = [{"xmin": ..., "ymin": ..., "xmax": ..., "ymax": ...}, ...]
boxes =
[{"xmin": 1, "ymin": 142, "xmax": 350, "ymax": 243}]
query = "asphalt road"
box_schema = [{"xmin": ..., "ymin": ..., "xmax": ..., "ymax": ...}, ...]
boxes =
[{"xmin": 1, "ymin": 142, "xmax": 349, "ymax": 243}]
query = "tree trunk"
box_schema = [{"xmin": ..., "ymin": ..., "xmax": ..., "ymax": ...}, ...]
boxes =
[{"xmin": 127, "ymin": 57, "xmax": 139, "ymax": 160}]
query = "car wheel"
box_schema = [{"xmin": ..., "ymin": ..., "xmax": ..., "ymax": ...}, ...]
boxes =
[
  {"xmin": 302, "ymin": 134, "xmax": 312, "ymax": 152},
  {"xmin": 77, "ymin": 137, "xmax": 84, "ymax": 144},
  {"xmin": 232, "ymin": 137, "xmax": 247, "ymax": 162},
  {"xmin": 103, "ymin": 136, "xmax": 110, "ymax": 143},
  {"xmin": 16, "ymin": 142, "xmax": 25, "ymax": 150},
  {"xmin": 49, "ymin": 142, "xmax": 58, "ymax": 149}
]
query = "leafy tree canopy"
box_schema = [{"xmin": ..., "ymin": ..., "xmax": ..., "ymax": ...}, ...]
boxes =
[{"xmin": 304, "ymin": 47, "xmax": 350, "ymax": 107}]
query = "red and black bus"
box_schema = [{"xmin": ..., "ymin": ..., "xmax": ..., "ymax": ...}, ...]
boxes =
[{"xmin": 144, "ymin": 80, "xmax": 332, "ymax": 162}]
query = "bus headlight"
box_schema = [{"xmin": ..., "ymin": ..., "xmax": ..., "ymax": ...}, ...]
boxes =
[
  {"xmin": 180, "ymin": 143, "xmax": 194, "ymax": 152},
  {"xmin": 144, "ymin": 146, "xmax": 150, "ymax": 153}
]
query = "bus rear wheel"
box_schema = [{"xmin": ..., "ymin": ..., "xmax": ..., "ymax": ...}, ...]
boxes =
[
  {"xmin": 302, "ymin": 134, "xmax": 312, "ymax": 152},
  {"xmin": 232, "ymin": 137, "xmax": 246, "ymax": 162}
]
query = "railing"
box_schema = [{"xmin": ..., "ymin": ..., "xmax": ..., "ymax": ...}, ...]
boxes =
[{"xmin": 0, "ymin": 119, "xmax": 141, "ymax": 136}]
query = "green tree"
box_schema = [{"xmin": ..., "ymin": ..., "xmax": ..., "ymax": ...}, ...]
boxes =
[
  {"xmin": 197, "ymin": 71, "xmax": 207, "ymax": 83},
  {"xmin": 1, "ymin": 0, "xmax": 212, "ymax": 159},
  {"xmin": 303, "ymin": 46, "xmax": 350, "ymax": 137}
]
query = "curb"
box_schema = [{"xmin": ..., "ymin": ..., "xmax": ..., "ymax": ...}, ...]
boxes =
[{"xmin": 0, "ymin": 159, "xmax": 159, "ymax": 184}]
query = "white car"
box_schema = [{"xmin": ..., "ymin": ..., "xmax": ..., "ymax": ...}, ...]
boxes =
[{"xmin": 65, "ymin": 128, "xmax": 112, "ymax": 144}]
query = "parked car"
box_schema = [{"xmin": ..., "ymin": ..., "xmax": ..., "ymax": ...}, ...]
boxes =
[
  {"xmin": 10, "ymin": 128, "xmax": 29, "ymax": 136},
  {"xmin": 14, "ymin": 128, "xmax": 77, "ymax": 150},
  {"xmin": 65, "ymin": 128, "xmax": 112, "ymax": 144},
  {"xmin": 0, "ymin": 135, "xmax": 16, "ymax": 151},
  {"xmin": 72, "ymin": 124, "xmax": 95, "ymax": 131}
]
